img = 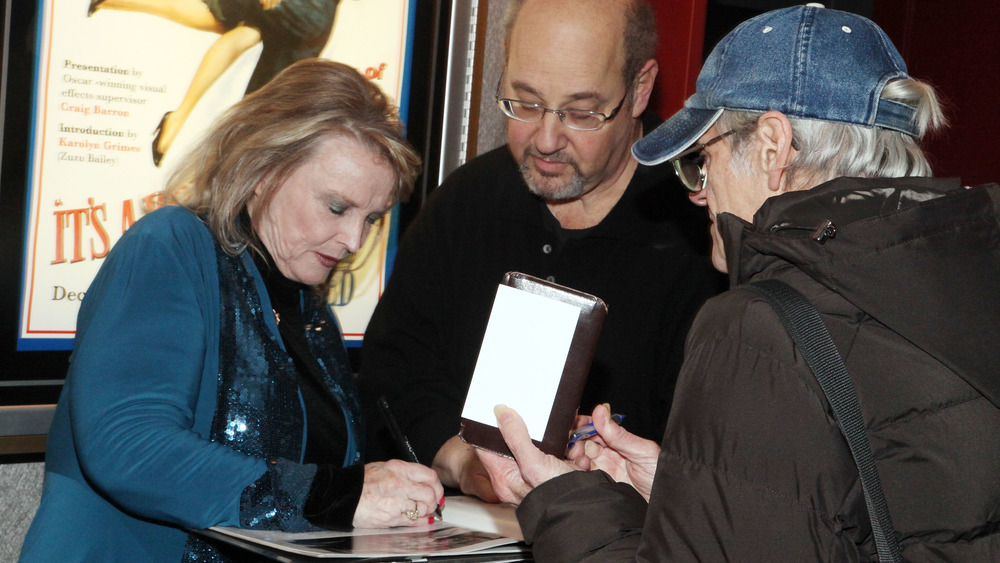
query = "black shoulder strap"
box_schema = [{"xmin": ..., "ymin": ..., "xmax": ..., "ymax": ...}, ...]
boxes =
[{"xmin": 745, "ymin": 279, "xmax": 902, "ymax": 563}]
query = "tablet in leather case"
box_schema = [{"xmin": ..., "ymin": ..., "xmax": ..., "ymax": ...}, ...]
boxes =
[{"xmin": 458, "ymin": 272, "xmax": 607, "ymax": 458}]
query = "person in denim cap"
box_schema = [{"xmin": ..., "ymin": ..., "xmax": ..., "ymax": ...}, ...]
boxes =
[{"xmin": 475, "ymin": 4, "xmax": 1000, "ymax": 561}]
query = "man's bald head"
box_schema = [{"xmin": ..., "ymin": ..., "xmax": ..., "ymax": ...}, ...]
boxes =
[{"xmin": 503, "ymin": 0, "xmax": 657, "ymax": 99}]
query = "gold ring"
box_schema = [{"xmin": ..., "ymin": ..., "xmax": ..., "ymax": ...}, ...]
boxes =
[{"xmin": 404, "ymin": 502, "xmax": 419, "ymax": 520}]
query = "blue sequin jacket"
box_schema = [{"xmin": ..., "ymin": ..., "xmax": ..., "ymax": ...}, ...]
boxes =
[{"xmin": 21, "ymin": 206, "xmax": 363, "ymax": 562}]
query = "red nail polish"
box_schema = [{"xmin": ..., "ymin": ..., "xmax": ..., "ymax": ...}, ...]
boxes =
[
  {"xmin": 428, "ymin": 516, "xmax": 435, "ymax": 524},
  {"xmin": 439, "ymin": 496, "xmax": 445, "ymax": 508}
]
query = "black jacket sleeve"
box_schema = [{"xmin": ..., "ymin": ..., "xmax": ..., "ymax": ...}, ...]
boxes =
[
  {"xmin": 302, "ymin": 464, "xmax": 365, "ymax": 528},
  {"xmin": 517, "ymin": 471, "xmax": 647, "ymax": 562}
]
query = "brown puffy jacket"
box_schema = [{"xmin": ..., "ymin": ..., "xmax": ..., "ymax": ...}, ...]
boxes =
[{"xmin": 519, "ymin": 177, "xmax": 1000, "ymax": 562}]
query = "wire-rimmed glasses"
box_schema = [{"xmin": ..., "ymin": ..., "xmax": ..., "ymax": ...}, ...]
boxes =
[{"xmin": 495, "ymin": 78, "xmax": 627, "ymax": 132}]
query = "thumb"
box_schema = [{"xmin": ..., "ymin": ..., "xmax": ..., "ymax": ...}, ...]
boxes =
[
  {"xmin": 494, "ymin": 405, "xmax": 540, "ymax": 463},
  {"xmin": 592, "ymin": 403, "xmax": 634, "ymax": 450}
]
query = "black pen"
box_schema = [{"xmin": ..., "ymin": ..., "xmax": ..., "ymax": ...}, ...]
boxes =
[{"xmin": 377, "ymin": 395, "xmax": 443, "ymax": 519}]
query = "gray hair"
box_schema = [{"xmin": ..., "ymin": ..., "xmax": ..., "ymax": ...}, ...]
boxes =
[
  {"xmin": 502, "ymin": 0, "xmax": 658, "ymax": 99},
  {"xmin": 719, "ymin": 77, "xmax": 947, "ymax": 187},
  {"xmin": 164, "ymin": 58, "xmax": 420, "ymax": 257}
]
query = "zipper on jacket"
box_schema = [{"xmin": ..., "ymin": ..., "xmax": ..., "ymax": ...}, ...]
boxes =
[{"xmin": 769, "ymin": 220, "xmax": 837, "ymax": 244}]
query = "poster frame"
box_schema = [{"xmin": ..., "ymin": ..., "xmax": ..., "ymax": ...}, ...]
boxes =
[{"xmin": 0, "ymin": 0, "xmax": 458, "ymax": 409}]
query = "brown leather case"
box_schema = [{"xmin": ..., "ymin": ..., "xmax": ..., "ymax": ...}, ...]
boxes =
[{"xmin": 458, "ymin": 272, "xmax": 608, "ymax": 458}]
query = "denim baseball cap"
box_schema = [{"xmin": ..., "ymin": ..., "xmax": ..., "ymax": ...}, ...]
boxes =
[{"xmin": 633, "ymin": 3, "xmax": 917, "ymax": 165}]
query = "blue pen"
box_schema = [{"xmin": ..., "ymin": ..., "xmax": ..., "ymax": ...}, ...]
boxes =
[{"xmin": 568, "ymin": 413, "xmax": 625, "ymax": 445}]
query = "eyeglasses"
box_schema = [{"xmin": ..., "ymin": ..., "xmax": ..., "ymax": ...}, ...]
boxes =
[
  {"xmin": 672, "ymin": 129, "xmax": 801, "ymax": 192},
  {"xmin": 495, "ymin": 78, "xmax": 627, "ymax": 132},
  {"xmin": 670, "ymin": 130, "xmax": 736, "ymax": 192}
]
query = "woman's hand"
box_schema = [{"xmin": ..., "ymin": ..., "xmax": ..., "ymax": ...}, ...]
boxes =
[
  {"xmin": 352, "ymin": 459, "xmax": 444, "ymax": 528},
  {"xmin": 432, "ymin": 435, "xmax": 499, "ymax": 502},
  {"xmin": 474, "ymin": 405, "xmax": 577, "ymax": 505},
  {"xmin": 576, "ymin": 404, "xmax": 660, "ymax": 501}
]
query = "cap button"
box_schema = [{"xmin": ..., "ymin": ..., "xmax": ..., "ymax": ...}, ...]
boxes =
[{"xmin": 805, "ymin": 2, "xmax": 825, "ymax": 7}]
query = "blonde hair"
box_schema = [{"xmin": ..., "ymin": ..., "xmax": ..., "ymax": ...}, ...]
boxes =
[{"xmin": 165, "ymin": 58, "xmax": 421, "ymax": 257}]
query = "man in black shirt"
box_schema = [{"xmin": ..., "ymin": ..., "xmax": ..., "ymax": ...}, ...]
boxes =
[{"xmin": 360, "ymin": 0, "xmax": 721, "ymax": 501}]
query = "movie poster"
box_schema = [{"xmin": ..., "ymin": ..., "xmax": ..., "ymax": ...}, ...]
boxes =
[{"xmin": 17, "ymin": 0, "xmax": 415, "ymax": 350}]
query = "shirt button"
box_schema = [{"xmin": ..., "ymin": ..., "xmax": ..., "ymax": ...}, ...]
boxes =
[
  {"xmin": 542, "ymin": 244, "xmax": 553, "ymax": 254},
  {"xmin": 546, "ymin": 275, "xmax": 556, "ymax": 282}
]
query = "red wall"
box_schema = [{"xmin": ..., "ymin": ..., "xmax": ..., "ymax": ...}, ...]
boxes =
[
  {"xmin": 873, "ymin": 1, "xmax": 1000, "ymax": 186},
  {"xmin": 650, "ymin": 1, "xmax": 708, "ymax": 119}
]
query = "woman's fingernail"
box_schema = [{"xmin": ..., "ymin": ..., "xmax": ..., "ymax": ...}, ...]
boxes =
[
  {"xmin": 439, "ymin": 496, "xmax": 445, "ymax": 508},
  {"xmin": 428, "ymin": 516, "xmax": 435, "ymax": 524}
]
